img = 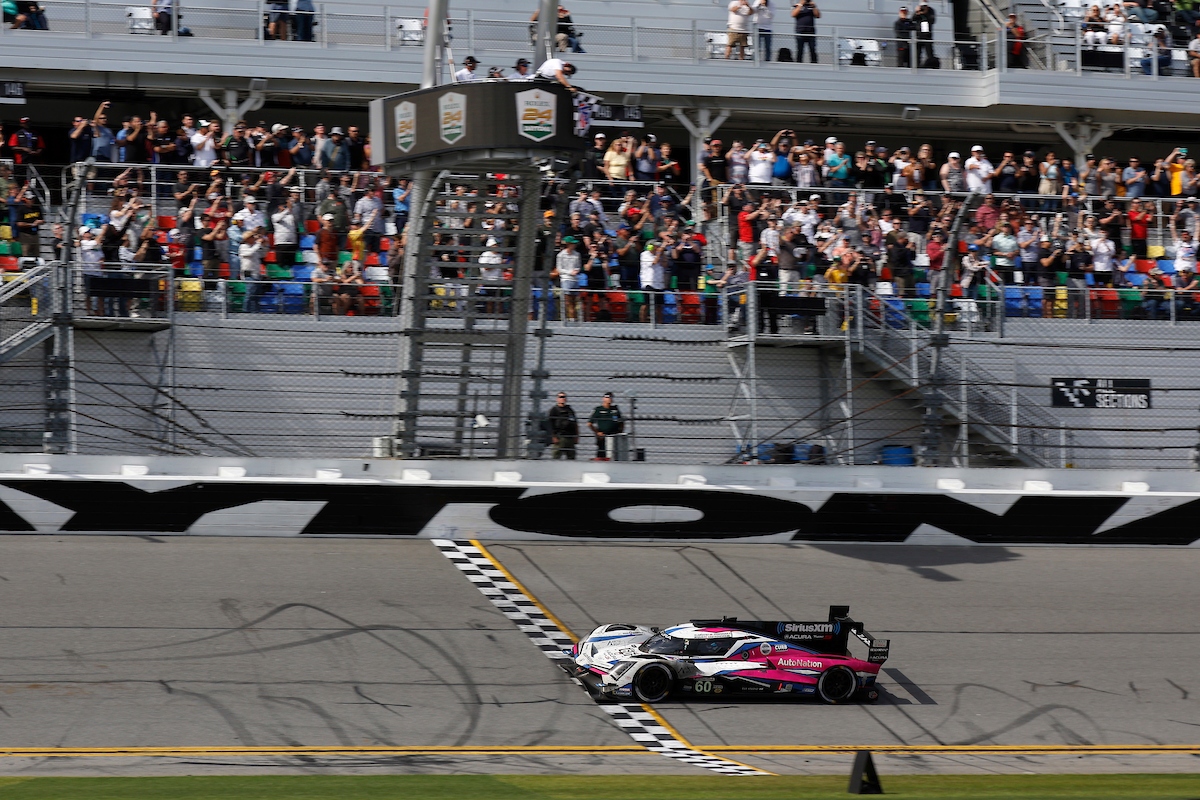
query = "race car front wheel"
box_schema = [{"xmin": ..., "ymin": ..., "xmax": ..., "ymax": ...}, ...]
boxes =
[
  {"xmin": 632, "ymin": 663, "xmax": 674, "ymax": 703},
  {"xmin": 817, "ymin": 665, "xmax": 857, "ymax": 704}
]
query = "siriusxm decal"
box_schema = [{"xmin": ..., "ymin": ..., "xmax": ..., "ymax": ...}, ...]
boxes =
[{"xmin": 777, "ymin": 621, "xmax": 839, "ymax": 636}]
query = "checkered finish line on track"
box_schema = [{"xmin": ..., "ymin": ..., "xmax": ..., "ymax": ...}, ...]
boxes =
[{"xmin": 431, "ymin": 539, "xmax": 769, "ymax": 777}]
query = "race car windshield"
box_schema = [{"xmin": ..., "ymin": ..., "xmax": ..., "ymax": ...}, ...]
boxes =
[
  {"xmin": 641, "ymin": 634, "xmax": 687, "ymax": 655},
  {"xmin": 640, "ymin": 635, "xmax": 735, "ymax": 657}
]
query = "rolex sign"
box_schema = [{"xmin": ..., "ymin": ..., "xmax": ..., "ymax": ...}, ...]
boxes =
[{"xmin": 516, "ymin": 88, "xmax": 556, "ymax": 142}]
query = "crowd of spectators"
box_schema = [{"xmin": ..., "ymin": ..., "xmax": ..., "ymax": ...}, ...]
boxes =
[
  {"xmin": 674, "ymin": 132, "xmax": 1200, "ymax": 325},
  {"xmin": 5, "ymin": 99, "xmax": 1200, "ymax": 325}
]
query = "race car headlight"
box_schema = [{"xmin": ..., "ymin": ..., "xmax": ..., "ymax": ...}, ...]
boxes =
[{"xmin": 609, "ymin": 661, "xmax": 635, "ymax": 681}]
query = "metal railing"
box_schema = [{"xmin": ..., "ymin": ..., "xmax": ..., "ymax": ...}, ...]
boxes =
[{"xmin": 0, "ymin": 2, "xmax": 999, "ymax": 72}]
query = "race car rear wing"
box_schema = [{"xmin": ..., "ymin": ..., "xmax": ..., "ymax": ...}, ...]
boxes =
[{"xmin": 692, "ymin": 605, "xmax": 890, "ymax": 663}]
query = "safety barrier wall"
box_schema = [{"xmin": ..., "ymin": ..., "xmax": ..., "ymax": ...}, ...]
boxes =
[{"xmin": 1, "ymin": 455, "xmax": 1196, "ymax": 544}]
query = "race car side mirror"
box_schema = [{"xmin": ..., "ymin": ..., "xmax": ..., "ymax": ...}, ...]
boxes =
[{"xmin": 651, "ymin": 627, "xmax": 660, "ymax": 633}]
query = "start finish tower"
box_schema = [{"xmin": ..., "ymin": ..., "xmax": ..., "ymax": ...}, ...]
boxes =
[{"xmin": 368, "ymin": 0, "xmax": 589, "ymax": 460}]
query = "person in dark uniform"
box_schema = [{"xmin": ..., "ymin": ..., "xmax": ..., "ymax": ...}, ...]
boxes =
[
  {"xmin": 546, "ymin": 391, "xmax": 579, "ymax": 460},
  {"xmin": 587, "ymin": 391, "xmax": 624, "ymax": 460},
  {"xmin": 893, "ymin": 7, "xmax": 916, "ymax": 68},
  {"xmin": 750, "ymin": 244, "xmax": 781, "ymax": 334}
]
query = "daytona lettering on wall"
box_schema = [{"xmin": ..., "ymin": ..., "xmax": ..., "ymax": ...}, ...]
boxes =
[{"xmin": 0, "ymin": 480, "xmax": 1197, "ymax": 545}]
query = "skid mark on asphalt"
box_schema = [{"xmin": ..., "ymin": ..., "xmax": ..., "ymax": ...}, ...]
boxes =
[{"xmin": 431, "ymin": 539, "xmax": 769, "ymax": 776}]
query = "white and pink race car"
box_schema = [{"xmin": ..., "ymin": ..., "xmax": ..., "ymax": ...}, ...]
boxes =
[{"xmin": 564, "ymin": 606, "xmax": 889, "ymax": 704}]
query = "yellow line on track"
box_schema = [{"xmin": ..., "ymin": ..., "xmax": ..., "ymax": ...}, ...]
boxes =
[
  {"xmin": 1, "ymin": 744, "xmax": 1194, "ymax": 759},
  {"xmin": 707, "ymin": 744, "xmax": 1200, "ymax": 754},
  {"xmin": 0, "ymin": 747, "xmax": 651, "ymax": 758},
  {"xmin": 468, "ymin": 539, "xmax": 578, "ymax": 644},
  {"xmin": 467, "ymin": 539, "xmax": 772, "ymax": 776}
]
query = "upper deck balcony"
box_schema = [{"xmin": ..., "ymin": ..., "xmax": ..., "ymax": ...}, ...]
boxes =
[{"xmin": 0, "ymin": 0, "xmax": 1194, "ymax": 128}]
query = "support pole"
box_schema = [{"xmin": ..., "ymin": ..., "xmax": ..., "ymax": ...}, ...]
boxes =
[
  {"xmin": 672, "ymin": 106, "xmax": 731, "ymax": 186},
  {"xmin": 536, "ymin": 0, "xmax": 557, "ymax": 63},
  {"xmin": 392, "ymin": 170, "xmax": 436, "ymax": 457},
  {"xmin": 1052, "ymin": 120, "xmax": 1115, "ymax": 170},
  {"xmin": 422, "ymin": 0, "xmax": 449, "ymax": 88},
  {"xmin": 496, "ymin": 170, "xmax": 542, "ymax": 458}
]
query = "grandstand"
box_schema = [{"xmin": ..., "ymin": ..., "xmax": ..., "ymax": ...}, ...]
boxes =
[{"xmin": 1, "ymin": 0, "xmax": 1200, "ymax": 469}]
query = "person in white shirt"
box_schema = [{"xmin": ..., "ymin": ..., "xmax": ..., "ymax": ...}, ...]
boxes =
[
  {"xmin": 232, "ymin": 196, "xmax": 265, "ymax": 232},
  {"xmin": 753, "ymin": 0, "xmax": 774, "ymax": 60},
  {"xmin": 1091, "ymin": 228, "xmax": 1115, "ymax": 281},
  {"xmin": 1173, "ymin": 229, "xmax": 1198, "ymax": 273},
  {"xmin": 479, "ymin": 237, "xmax": 504, "ymax": 281},
  {"xmin": 556, "ymin": 236, "xmax": 583, "ymax": 321},
  {"xmin": 190, "ymin": 120, "xmax": 219, "ymax": 168},
  {"xmin": 455, "ymin": 55, "xmax": 480, "ymax": 82},
  {"xmin": 726, "ymin": 0, "xmax": 752, "ymax": 59},
  {"xmin": 478, "ymin": 236, "xmax": 505, "ymax": 313},
  {"xmin": 535, "ymin": 57, "xmax": 577, "ymax": 90},
  {"xmin": 759, "ymin": 217, "xmax": 780, "ymax": 255},
  {"xmin": 964, "ymin": 145, "xmax": 996, "ymax": 193},
  {"xmin": 747, "ymin": 141, "xmax": 775, "ymax": 184},
  {"xmin": 639, "ymin": 240, "xmax": 666, "ymax": 322},
  {"xmin": 507, "ymin": 58, "xmax": 534, "ymax": 81},
  {"xmin": 238, "ymin": 230, "xmax": 269, "ymax": 310}
]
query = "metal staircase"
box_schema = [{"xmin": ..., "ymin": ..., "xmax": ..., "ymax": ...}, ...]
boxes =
[
  {"xmin": 0, "ymin": 261, "xmax": 74, "ymax": 453},
  {"xmin": 846, "ymin": 285, "xmax": 1061, "ymax": 467}
]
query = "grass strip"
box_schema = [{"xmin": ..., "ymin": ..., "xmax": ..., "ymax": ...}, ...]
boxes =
[{"xmin": 0, "ymin": 774, "xmax": 1197, "ymax": 799}]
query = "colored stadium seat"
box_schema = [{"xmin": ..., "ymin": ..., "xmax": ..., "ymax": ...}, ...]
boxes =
[
  {"xmin": 281, "ymin": 282, "xmax": 307, "ymax": 314},
  {"xmin": 360, "ymin": 283, "xmax": 382, "ymax": 314}
]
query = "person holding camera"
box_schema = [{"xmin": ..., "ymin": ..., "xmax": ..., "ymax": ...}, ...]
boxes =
[{"xmin": 791, "ymin": 0, "xmax": 819, "ymax": 62}]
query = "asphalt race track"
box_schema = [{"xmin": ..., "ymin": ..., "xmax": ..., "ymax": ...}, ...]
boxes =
[{"xmin": 1, "ymin": 535, "xmax": 1198, "ymax": 776}]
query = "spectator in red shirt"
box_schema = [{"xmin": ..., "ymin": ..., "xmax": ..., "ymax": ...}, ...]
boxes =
[
  {"xmin": 974, "ymin": 194, "xmax": 1000, "ymax": 231},
  {"xmin": 736, "ymin": 201, "xmax": 763, "ymax": 264},
  {"xmin": 926, "ymin": 229, "xmax": 947, "ymax": 293},
  {"xmin": 316, "ymin": 213, "xmax": 341, "ymax": 268},
  {"xmin": 1128, "ymin": 200, "xmax": 1152, "ymax": 258}
]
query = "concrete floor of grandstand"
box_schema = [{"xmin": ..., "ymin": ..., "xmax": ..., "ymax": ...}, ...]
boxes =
[{"xmin": 0, "ymin": 536, "xmax": 1197, "ymax": 776}]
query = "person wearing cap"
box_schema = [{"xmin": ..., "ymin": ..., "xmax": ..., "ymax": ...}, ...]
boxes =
[
  {"xmin": 1144, "ymin": 266, "xmax": 1172, "ymax": 319},
  {"xmin": 1005, "ymin": 13, "xmax": 1028, "ymax": 68},
  {"xmin": 455, "ymin": 55, "xmax": 480, "ymax": 83},
  {"xmin": 190, "ymin": 119, "xmax": 220, "ymax": 168},
  {"xmin": 894, "ymin": 6, "xmax": 916, "ymax": 67},
  {"xmin": 556, "ymin": 5, "xmax": 585, "ymax": 53},
  {"xmin": 581, "ymin": 132, "xmax": 607, "ymax": 180},
  {"xmin": 964, "ymin": 145, "xmax": 996, "ymax": 194},
  {"xmin": 700, "ymin": 139, "xmax": 728, "ymax": 199},
  {"xmin": 913, "ymin": 0, "xmax": 936, "ymax": 65},
  {"xmin": 232, "ymin": 194, "xmax": 265, "ymax": 236},
  {"xmin": 587, "ymin": 393, "xmax": 624, "ymax": 461},
  {"xmin": 545, "ymin": 392, "xmax": 579, "ymax": 460},
  {"xmin": 325, "ymin": 127, "xmax": 351, "ymax": 172},
  {"xmin": 288, "ymin": 126, "xmax": 314, "ymax": 168},
  {"xmin": 535, "ymin": 57, "xmax": 577, "ymax": 91},
  {"xmin": 223, "ymin": 122, "xmax": 254, "ymax": 167},
  {"xmin": 508, "ymin": 57, "xmax": 534, "ymax": 81}
]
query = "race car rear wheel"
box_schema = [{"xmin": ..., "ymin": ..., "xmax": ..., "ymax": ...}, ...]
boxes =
[
  {"xmin": 817, "ymin": 665, "xmax": 857, "ymax": 704},
  {"xmin": 631, "ymin": 663, "xmax": 674, "ymax": 703}
]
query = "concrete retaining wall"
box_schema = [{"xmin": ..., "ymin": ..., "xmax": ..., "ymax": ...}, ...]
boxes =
[{"xmin": 1, "ymin": 455, "xmax": 1197, "ymax": 545}]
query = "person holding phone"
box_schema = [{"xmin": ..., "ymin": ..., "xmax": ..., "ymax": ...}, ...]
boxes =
[{"xmin": 791, "ymin": 0, "xmax": 819, "ymax": 62}]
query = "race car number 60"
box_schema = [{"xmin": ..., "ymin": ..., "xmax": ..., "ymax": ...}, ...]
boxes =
[{"xmin": 694, "ymin": 680, "xmax": 714, "ymax": 693}]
